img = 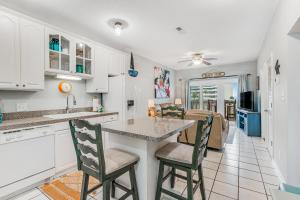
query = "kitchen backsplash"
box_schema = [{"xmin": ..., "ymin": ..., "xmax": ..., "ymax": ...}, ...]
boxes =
[{"xmin": 0, "ymin": 77, "xmax": 95, "ymax": 113}]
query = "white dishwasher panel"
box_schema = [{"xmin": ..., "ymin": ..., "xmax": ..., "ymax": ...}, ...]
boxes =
[{"xmin": 0, "ymin": 135, "xmax": 55, "ymax": 188}]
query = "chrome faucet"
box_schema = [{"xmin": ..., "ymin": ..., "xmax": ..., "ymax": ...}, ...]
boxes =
[{"xmin": 66, "ymin": 94, "xmax": 77, "ymax": 113}]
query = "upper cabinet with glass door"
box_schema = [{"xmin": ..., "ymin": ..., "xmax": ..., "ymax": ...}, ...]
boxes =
[
  {"xmin": 75, "ymin": 41, "xmax": 93, "ymax": 78},
  {"xmin": 45, "ymin": 28, "xmax": 73, "ymax": 75}
]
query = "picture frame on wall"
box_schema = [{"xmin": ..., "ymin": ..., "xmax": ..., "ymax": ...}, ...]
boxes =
[{"xmin": 154, "ymin": 66, "xmax": 171, "ymax": 99}]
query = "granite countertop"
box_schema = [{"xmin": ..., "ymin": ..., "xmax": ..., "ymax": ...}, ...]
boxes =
[
  {"xmin": 102, "ymin": 117, "xmax": 195, "ymax": 142},
  {"xmin": 0, "ymin": 112, "xmax": 118, "ymax": 131}
]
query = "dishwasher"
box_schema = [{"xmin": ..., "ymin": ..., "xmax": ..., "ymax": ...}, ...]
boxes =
[{"xmin": 0, "ymin": 126, "xmax": 55, "ymax": 198}]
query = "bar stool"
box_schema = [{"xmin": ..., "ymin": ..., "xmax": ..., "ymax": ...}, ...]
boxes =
[
  {"xmin": 161, "ymin": 105, "xmax": 189, "ymax": 144},
  {"xmin": 155, "ymin": 116, "xmax": 213, "ymax": 200},
  {"xmin": 69, "ymin": 119, "xmax": 139, "ymax": 200}
]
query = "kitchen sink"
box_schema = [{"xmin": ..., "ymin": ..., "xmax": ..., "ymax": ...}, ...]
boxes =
[{"xmin": 44, "ymin": 112, "xmax": 97, "ymax": 119}]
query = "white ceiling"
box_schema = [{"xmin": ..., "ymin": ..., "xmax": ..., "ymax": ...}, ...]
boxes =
[{"xmin": 0, "ymin": 0, "xmax": 279, "ymax": 70}]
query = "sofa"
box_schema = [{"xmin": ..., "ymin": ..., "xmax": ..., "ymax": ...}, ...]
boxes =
[{"xmin": 178, "ymin": 110, "xmax": 229, "ymax": 150}]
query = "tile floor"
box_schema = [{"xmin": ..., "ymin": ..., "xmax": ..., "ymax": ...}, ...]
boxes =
[{"xmin": 12, "ymin": 125, "xmax": 280, "ymax": 200}]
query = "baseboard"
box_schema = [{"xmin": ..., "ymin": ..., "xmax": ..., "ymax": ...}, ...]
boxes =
[{"xmin": 272, "ymin": 159, "xmax": 286, "ymax": 184}]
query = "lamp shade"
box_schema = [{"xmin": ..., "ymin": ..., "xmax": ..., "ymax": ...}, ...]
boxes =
[
  {"xmin": 175, "ymin": 98, "xmax": 182, "ymax": 105},
  {"xmin": 148, "ymin": 99, "xmax": 155, "ymax": 108}
]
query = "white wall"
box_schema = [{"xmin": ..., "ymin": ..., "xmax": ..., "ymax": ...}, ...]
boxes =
[
  {"xmin": 125, "ymin": 55, "xmax": 175, "ymax": 118},
  {"xmin": 257, "ymin": 0, "xmax": 300, "ymax": 185},
  {"xmin": 175, "ymin": 61, "xmax": 257, "ymax": 109},
  {"xmin": 0, "ymin": 77, "xmax": 94, "ymax": 113}
]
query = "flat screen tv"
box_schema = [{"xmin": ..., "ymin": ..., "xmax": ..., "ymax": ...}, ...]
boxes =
[{"xmin": 240, "ymin": 91, "xmax": 253, "ymax": 111}]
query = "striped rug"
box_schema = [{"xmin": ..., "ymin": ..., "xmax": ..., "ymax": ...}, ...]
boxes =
[{"xmin": 41, "ymin": 171, "xmax": 100, "ymax": 200}]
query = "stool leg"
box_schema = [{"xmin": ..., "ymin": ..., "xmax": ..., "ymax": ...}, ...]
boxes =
[
  {"xmin": 170, "ymin": 167, "xmax": 176, "ymax": 188},
  {"xmin": 111, "ymin": 180, "xmax": 116, "ymax": 198},
  {"xmin": 155, "ymin": 161, "xmax": 165, "ymax": 200},
  {"xmin": 80, "ymin": 173, "xmax": 89, "ymax": 200},
  {"xmin": 198, "ymin": 164, "xmax": 206, "ymax": 200},
  {"xmin": 129, "ymin": 166, "xmax": 139, "ymax": 200},
  {"xmin": 103, "ymin": 181, "xmax": 111, "ymax": 200},
  {"xmin": 187, "ymin": 169, "xmax": 194, "ymax": 200}
]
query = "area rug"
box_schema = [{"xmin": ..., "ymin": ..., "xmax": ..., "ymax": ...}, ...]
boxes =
[{"xmin": 41, "ymin": 171, "xmax": 100, "ymax": 200}]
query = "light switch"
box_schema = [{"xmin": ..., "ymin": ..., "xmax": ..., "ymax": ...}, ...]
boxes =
[{"xmin": 16, "ymin": 103, "xmax": 28, "ymax": 112}]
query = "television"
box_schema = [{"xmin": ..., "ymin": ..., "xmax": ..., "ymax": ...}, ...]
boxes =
[{"xmin": 240, "ymin": 91, "xmax": 253, "ymax": 111}]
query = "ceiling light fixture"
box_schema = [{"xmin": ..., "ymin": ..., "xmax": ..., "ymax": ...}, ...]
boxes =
[
  {"xmin": 114, "ymin": 22, "xmax": 122, "ymax": 36},
  {"xmin": 192, "ymin": 59, "xmax": 202, "ymax": 65},
  {"xmin": 56, "ymin": 74, "xmax": 82, "ymax": 81}
]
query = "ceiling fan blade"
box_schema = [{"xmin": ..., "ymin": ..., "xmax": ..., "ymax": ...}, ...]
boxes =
[
  {"xmin": 178, "ymin": 59, "xmax": 192, "ymax": 63},
  {"xmin": 202, "ymin": 60, "xmax": 212, "ymax": 65},
  {"xmin": 203, "ymin": 57, "xmax": 217, "ymax": 61}
]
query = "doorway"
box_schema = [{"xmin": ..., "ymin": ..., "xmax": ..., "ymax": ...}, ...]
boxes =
[{"xmin": 187, "ymin": 78, "xmax": 238, "ymax": 119}]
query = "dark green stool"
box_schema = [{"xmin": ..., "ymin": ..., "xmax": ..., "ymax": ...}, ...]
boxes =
[
  {"xmin": 161, "ymin": 105, "xmax": 189, "ymax": 145},
  {"xmin": 155, "ymin": 116, "xmax": 213, "ymax": 200},
  {"xmin": 69, "ymin": 119, "xmax": 139, "ymax": 200}
]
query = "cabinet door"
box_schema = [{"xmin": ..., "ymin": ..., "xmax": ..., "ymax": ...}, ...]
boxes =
[
  {"xmin": 55, "ymin": 129, "xmax": 77, "ymax": 173},
  {"xmin": 75, "ymin": 40, "xmax": 94, "ymax": 77},
  {"xmin": 0, "ymin": 11, "xmax": 20, "ymax": 89},
  {"xmin": 45, "ymin": 28, "xmax": 73, "ymax": 74},
  {"xmin": 86, "ymin": 45, "xmax": 108, "ymax": 93},
  {"xmin": 20, "ymin": 18, "xmax": 45, "ymax": 90},
  {"xmin": 108, "ymin": 51, "xmax": 125, "ymax": 76}
]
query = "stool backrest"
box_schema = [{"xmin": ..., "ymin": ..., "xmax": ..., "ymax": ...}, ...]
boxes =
[
  {"xmin": 69, "ymin": 119, "xmax": 105, "ymax": 180},
  {"xmin": 161, "ymin": 105, "xmax": 185, "ymax": 119},
  {"xmin": 192, "ymin": 115, "xmax": 214, "ymax": 168}
]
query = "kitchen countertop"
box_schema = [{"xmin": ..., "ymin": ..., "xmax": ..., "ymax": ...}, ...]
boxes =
[
  {"xmin": 102, "ymin": 117, "xmax": 195, "ymax": 142},
  {"xmin": 0, "ymin": 112, "xmax": 118, "ymax": 131}
]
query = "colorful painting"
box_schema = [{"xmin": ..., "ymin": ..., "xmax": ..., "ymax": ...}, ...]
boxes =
[{"xmin": 154, "ymin": 66, "xmax": 171, "ymax": 99}]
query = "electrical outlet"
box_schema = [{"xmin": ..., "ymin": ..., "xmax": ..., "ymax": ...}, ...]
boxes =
[{"xmin": 16, "ymin": 103, "xmax": 28, "ymax": 112}]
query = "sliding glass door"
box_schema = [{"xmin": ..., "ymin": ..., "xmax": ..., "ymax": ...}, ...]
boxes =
[
  {"xmin": 189, "ymin": 86, "xmax": 201, "ymax": 109},
  {"xmin": 202, "ymin": 85, "xmax": 218, "ymax": 112},
  {"xmin": 187, "ymin": 78, "xmax": 238, "ymax": 117}
]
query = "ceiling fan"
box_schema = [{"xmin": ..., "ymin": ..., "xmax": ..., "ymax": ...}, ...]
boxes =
[{"xmin": 178, "ymin": 53, "xmax": 217, "ymax": 66}]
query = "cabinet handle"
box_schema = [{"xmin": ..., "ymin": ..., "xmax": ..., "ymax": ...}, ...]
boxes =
[
  {"xmin": 16, "ymin": 84, "xmax": 19, "ymax": 87},
  {"xmin": 22, "ymin": 84, "xmax": 26, "ymax": 87}
]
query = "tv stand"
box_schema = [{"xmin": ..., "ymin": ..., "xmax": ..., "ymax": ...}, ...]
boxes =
[{"xmin": 236, "ymin": 108, "xmax": 261, "ymax": 137}]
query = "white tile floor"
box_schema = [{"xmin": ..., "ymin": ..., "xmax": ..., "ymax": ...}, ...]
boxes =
[{"xmin": 11, "ymin": 125, "xmax": 280, "ymax": 200}]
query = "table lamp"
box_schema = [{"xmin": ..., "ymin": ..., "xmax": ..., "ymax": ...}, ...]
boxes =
[
  {"xmin": 175, "ymin": 98, "xmax": 182, "ymax": 106},
  {"xmin": 148, "ymin": 99, "xmax": 156, "ymax": 117}
]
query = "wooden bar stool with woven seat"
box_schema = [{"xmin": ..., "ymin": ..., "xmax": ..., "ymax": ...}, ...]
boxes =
[
  {"xmin": 155, "ymin": 116, "xmax": 213, "ymax": 200},
  {"xmin": 69, "ymin": 119, "xmax": 139, "ymax": 200}
]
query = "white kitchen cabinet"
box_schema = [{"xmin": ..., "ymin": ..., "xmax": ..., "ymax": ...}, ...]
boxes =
[
  {"xmin": 0, "ymin": 11, "xmax": 20, "ymax": 89},
  {"xmin": 86, "ymin": 45, "xmax": 109, "ymax": 93},
  {"xmin": 20, "ymin": 18, "xmax": 45, "ymax": 90},
  {"xmin": 108, "ymin": 50, "xmax": 126, "ymax": 76},
  {"xmin": 0, "ymin": 10, "xmax": 45, "ymax": 91},
  {"xmin": 75, "ymin": 40, "xmax": 94, "ymax": 79},
  {"xmin": 54, "ymin": 124, "xmax": 77, "ymax": 174},
  {"xmin": 45, "ymin": 28, "xmax": 74, "ymax": 75}
]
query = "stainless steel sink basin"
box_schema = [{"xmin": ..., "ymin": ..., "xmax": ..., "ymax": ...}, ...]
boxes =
[{"xmin": 44, "ymin": 112, "xmax": 96, "ymax": 119}]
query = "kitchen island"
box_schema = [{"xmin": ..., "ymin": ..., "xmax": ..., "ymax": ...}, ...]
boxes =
[{"xmin": 102, "ymin": 117, "xmax": 195, "ymax": 200}]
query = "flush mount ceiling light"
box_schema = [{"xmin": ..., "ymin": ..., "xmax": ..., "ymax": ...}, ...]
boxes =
[
  {"xmin": 114, "ymin": 22, "xmax": 122, "ymax": 36},
  {"xmin": 108, "ymin": 18, "xmax": 129, "ymax": 36}
]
